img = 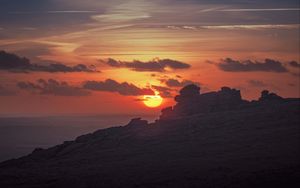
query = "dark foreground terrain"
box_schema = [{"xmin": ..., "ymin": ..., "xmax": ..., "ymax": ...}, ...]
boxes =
[{"xmin": 0, "ymin": 85, "xmax": 299, "ymax": 188}]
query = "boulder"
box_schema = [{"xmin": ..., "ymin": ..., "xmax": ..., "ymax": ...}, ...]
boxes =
[
  {"xmin": 126, "ymin": 118, "xmax": 148, "ymax": 127},
  {"xmin": 259, "ymin": 90, "xmax": 283, "ymax": 101}
]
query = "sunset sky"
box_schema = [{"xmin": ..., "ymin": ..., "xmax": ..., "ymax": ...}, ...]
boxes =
[{"xmin": 0, "ymin": 0, "xmax": 299, "ymax": 116}]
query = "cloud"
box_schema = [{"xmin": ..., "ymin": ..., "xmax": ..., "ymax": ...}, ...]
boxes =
[
  {"xmin": 289, "ymin": 61, "xmax": 300, "ymax": 68},
  {"xmin": 216, "ymin": 58, "xmax": 288, "ymax": 72},
  {"xmin": 291, "ymin": 72, "xmax": 300, "ymax": 77},
  {"xmin": 17, "ymin": 79, "xmax": 91, "ymax": 96},
  {"xmin": 199, "ymin": 24, "xmax": 300, "ymax": 30},
  {"xmin": 83, "ymin": 79, "xmax": 154, "ymax": 96},
  {"xmin": 166, "ymin": 24, "xmax": 300, "ymax": 30},
  {"xmin": 92, "ymin": 13, "xmax": 150, "ymax": 22},
  {"xmin": 247, "ymin": 80, "xmax": 268, "ymax": 87},
  {"xmin": 0, "ymin": 51, "xmax": 98, "ymax": 73},
  {"xmin": 160, "ymin": 78, "xmax": 200, "ymax": 88},
  {"xmin": 91, "ymin": 1, "xmax": 151, "ymax": 23},
  {"xmin": 151, "ymin": 85, "xmax": 173, "ymax": 98},
  {"xmin": 8, "ymin": 11, "xmax": 98, "ymax": 14},
  {"xmin": 287, "ymin": 61, "xmax": 300, "ymax": 77},
  {"xmin": 104, "ymin": 58, "xmax": 191, "ymax": 72},
  {"xmin": 219, "ymin": 8, "xmax": 300, "ymax": 12}
]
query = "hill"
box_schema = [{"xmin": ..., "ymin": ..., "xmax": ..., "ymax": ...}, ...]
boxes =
[{"xmin": 0, "ymin": 85, "xmax": 299, "ymax": 188}]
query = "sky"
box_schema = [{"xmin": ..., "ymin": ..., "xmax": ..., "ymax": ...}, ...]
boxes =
[{"xmin": 0, "ymin": 0, "xmax": 299, "ymax": 116}]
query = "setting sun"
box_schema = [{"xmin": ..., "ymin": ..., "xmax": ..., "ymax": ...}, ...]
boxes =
[{"xmin": 143, "ymin": 92, "xmax": 163, "ymax": 108}]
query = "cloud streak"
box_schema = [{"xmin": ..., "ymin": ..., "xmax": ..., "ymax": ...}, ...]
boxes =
[
  {"xmin": 160, "ymin": 78, "xmax": 200, "ymax": 88},
  {"xmin": 9, "ymin": 10, "xmax": 98, "ymax": 14},
  {"xmin": 104, "ymin": 58, "xmax": 191, "ymax": 72},
  {"xmin": 18, "ymin": 79, "xmax": 91, "ymax": 96},
  {"xmin": 151, "ymin": 85, "xmax": 173, "ymax": 98},
  {"xmin": 166, "ymin": 24, "xmax": 300, "ymax": 30},
  {"xmin": 216, "ymin": 58, "xmax": 289, "ymax": 73},
  {"xmin": 289, "ymin": 61, "xmax": 300, "ymax": 68},
  {"xmin": 83, "ymin": 79, "xmax": 154, "ymax": 96},
  {"xmin": 219, "ymin": 8, "xmax": 300, "ymax": 12},
  {"xmin": 0, "ymin": 51, "xmax": 98, "ymax": 73}
]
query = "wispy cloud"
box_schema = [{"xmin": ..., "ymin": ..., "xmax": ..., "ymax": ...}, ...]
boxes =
[
  {"xmin": 199, "ymin": 24, "xmax": 300, "ymax": 30},
  {"xmin": 9, "ymin": 10, "xmax": 97, "ymax": 14},
  {"xmin": 166, "ymin": 24, "xmax": 300, "ymax": 30},
  {"xmin": 91, "ymin": 1, "xmax": 152, "ymax": 23},
  {"xmin": 197, "ymin": 6, "xmax": 227, "ymax": 13},
  {"xmin": 92, "ymin": 13, "xmax": 150, "ymax": 22},
  {"xmin": 219, "ymin": 8, "xmax": 300, "ymax": 12},
  {"xmin": 47, "ymin": 10, "xmax": 97, "ymax": 13},
  {"xmin": 83, "ymin": 79, "xmax": 154, "ymax": 96},
  {"xmin": 18, "ymin": 79, "xmax": 91, "ymax": 96},
  {"xmin": 104, "ymin": 58, "xmax": 191, "ymax": 72}
]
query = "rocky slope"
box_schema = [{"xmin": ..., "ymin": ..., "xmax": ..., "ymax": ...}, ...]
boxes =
[{"xmin": 0, "ymin": 85, "xmax": 299, "ymax": 188}]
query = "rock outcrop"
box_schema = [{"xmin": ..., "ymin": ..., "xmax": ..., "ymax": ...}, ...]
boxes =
[
  {"xmin": 161, "ymin": 85, "xmax": 245, "ymax": 119},
  {"xmin": 259, "ymin": 90, "xmax": 283, "ymax": 101},
  {"xmin": 126, "ymin": 118, "xmax": 148, "ymax": 127},
  {"xmin": 160, "ymin": 84, "xmax": 286, "ymax": 120}
]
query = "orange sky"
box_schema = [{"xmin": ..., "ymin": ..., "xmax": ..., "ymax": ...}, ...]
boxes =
[{"xmin": 0, "ymin": 0, "xmax": 299, "ymax": 116}]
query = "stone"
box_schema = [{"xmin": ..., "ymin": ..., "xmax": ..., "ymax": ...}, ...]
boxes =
[
  {"xmin": 259, "ymin": 90, "xmax": 283, "ymax": 101},
  {"xmin": 126, "ymin": 118, "xmax": 148, "ymax": 127}
]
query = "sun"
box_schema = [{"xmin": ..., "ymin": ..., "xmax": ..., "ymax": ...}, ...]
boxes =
[{"xmin": 143, "ymin": 91, "xmax": 163, "ymax": 108}]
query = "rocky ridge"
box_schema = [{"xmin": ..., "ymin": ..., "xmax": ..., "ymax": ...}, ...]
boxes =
[{"xmin": 0, "ymin": 85, "xmax": 299, "ymax": 188}]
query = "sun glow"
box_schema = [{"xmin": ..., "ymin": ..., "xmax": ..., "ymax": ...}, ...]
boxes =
[{"xmin": 143, "ymin": 91, "xmax": 163, "ymax": 108}]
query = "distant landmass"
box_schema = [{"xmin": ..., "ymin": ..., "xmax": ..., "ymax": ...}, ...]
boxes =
[{"xmin": 0, "ymin": 85, "xmax": 299, "ymax": 188}]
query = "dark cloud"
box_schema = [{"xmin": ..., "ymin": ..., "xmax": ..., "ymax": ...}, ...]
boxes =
[
  {"xmin": 83, "ymin": 79, "xmax": 154, "ymax": 96},
  {"xmin": 151, "ymin": 85, "xmax": 173, "ymax": 98},
  {"xmin": 247, "ymin": 80, "xmax": 268, "ymax": 87},
  {"xmin": 217, "ymin": 58, "xmax": 288, "ymax": 72},
  {"xmin": 134, "ymin": 98, "xmax": 148, "ymax": 102},
  {"xmin": 289, "ymin": 61, "xmax": 300, "ymax": 68},
  {"xmin": 160, "ymin": 78, "xmax": 200, "ymax": 88},
  {"xmin": 291, "ymin": 72, "xmax": 300, "ymax": 77},
  {"xmin": 0, "ymin": 50, "xmax": 98, "ymax": 73},
  {"xmin": 104, "ymin": 58, "xmax": 191, "ymax": 72},
  {"xmin": 17, "ymin": 79, "xmax": 91, "ymax": 96},
  {"xmin": 288, "ymin": 83, "xmax": 296, "ymax": 87}
]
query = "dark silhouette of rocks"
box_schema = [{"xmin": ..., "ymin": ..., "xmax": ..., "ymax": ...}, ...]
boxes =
[
  {"xmin": 259, "ymin": 90, "xmax": 283, "ymax": 101},
  {"xmin": 0, "ymin": 84, "xmax": 299, "ymax": 188},
  {"xmin": 160, "ymin": 84, "xmax": 288, "ymax": 120},
  {"xmin": 160, "ymin": 85, "xmax": 244, "ymax": 119},
  {"xmin": 126, "ymin": 118, "xmax": 148, "ymax": 127}
]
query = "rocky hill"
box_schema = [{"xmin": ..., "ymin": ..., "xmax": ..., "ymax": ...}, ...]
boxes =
[{"xmin": 0, "ymin": 85, "xmax": 299, "ymax": 188}]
